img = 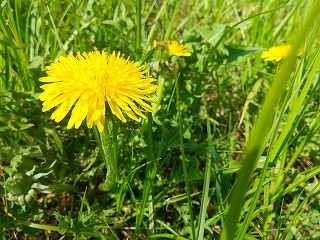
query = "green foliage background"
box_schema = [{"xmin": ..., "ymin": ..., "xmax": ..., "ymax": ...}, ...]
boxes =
[{"xmin": 1, "ymin": 0, "xmax": 319, "ymax": 239}]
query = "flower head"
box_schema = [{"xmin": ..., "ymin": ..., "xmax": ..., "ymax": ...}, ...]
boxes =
[
  {"xmin": 261, "ymin": 44, "xmax": 303, "ymax": 62},
  {"xmin": 153, "ymin": 40, "xmax": 191, "ymax": 57},
  {"xmin": 39, "ymin": 51, "xmax": 157, "ymax": 132}
]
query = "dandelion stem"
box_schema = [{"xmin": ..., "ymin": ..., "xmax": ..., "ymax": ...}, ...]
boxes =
[{"xmin": 98, "ymin": 117, "xmax": 117, "ymax": 191}]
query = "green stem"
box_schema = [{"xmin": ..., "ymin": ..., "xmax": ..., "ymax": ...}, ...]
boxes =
[
  {"xmin": 98, "ymin": 118, "xmax": 117, "ymax": 191},
  {"xmin": 22, "ymin": 222, "xmax": 104, "ymax": 238},
  {"xmin": 146, "ymin": 113, "xmax": 156, "ymax": 234},
  {"xmin": 196, "ymin": 119, "xmax": 212, "ymax": 239},
  {"xmin": 134, "ymin": 113, "xmax": 156, "ymax": 238},
  {"xmin": 175, "ymin": 74, "xmax": 196, "ymax": 240},
  {"xmin": 22, "ymin": 222, "xmax": 59, "ymax": 231},
  {"xmin": 164, "ymin": 0, "xmax": 182, "ymax": 40},
  {"xmin": 135, "ymin": 0, "xmax": 141, "ymax": 59}
]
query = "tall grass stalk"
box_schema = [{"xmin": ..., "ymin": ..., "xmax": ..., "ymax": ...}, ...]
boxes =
[
  {"xmin": 135, "ymin": 0, "xmax": 142, "ymax": 59},
  {"xmin": 238, "ymin": 38, "xmax": 320, "ymax": 240},
  {"xmin": 221, "ymin": 0, "xmax": 320, "ymax": 238},
  {"xmin": 133, "ymin": 1, "xmax": 158, "ymax": 236},
  {"xmin": 164, "ymin": 0, "xmax": 182, "ymax": 40},
  {"xmin": 134, "ymin": 112, "xmax": 157, "ymax": 238},
  {"xmin": 195, "ymin": 97, "xmax": 213, "ymax": 239},
  {"xmin": 175, "ymin": 74, "xmax": 196, "ymax": 240}
]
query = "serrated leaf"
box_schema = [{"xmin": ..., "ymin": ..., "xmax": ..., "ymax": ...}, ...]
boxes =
[{"xmin": 53, "ymin": 212, "xmax": 70, "ymax": 234}]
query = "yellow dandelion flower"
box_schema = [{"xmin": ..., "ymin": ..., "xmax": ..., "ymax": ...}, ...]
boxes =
[
  {"xmin": 261, "ymin": 44, "xmax": 303, "ymax": 62},
  {"xmin": 164, "ymin": 40, "xmax": 191, "ymax": 57},
  {"xmin": 39, "ymin": 51, "xmax": 157, "ymax": 132},
  {"xmin": 153, "ymin": 40, "xmax": 191, "ymax": 57}
]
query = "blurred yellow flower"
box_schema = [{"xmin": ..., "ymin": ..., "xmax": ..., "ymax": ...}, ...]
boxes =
[
  {"xmin": 261, "ymin": 44, "xmax": 303, "ymax": 62},
  {"xmin": 39, "ymin": 51, "xmax": 157, "ymax": 132},
  {"xmin": 153, "ymin": 40, "xmax": 191, "ymax": 57}
]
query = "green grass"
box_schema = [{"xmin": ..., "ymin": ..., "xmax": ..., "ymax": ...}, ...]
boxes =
[{"xmin": 1, "ymin": 0, "xmax": 320, "ymax": 239}]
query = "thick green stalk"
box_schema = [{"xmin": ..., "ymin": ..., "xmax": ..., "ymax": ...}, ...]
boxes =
[{"xmin": 98, "ymin": 118, "xmax": 117, "ymax": 191}]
